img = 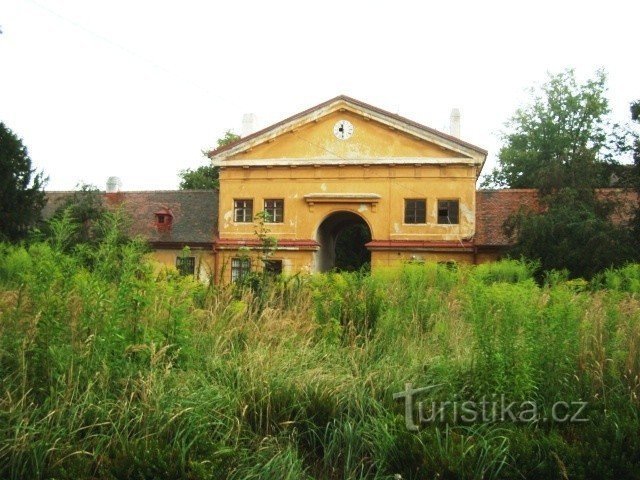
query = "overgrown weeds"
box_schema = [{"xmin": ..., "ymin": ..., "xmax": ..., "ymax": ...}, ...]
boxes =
[{"xmin": 1, "ymin": 221, "xmax": 639, "ymax": 478}]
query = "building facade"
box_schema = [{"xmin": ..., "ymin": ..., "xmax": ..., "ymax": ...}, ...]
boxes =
[
  {"xmin": 209, "ymin": 96, "xmax": 491, "ymax": 282},
  {"xmin": 52, "ymin": 97, "xmax": 604, "ymax": 283}
]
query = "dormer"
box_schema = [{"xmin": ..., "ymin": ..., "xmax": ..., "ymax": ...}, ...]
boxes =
[{"xmin": 155, "ymin": 208, "xmax": 173, "ymax": 232}]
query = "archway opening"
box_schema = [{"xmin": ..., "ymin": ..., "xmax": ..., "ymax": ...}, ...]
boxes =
[{"xmin": 315, "ymin": 211, "xmax": 372, "ymax": 272}]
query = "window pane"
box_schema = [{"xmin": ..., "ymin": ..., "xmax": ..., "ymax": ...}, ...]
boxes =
[
  {"xmin": 234, "ymin": 199, "xmax": 253, "ymax": 223},
  {"xmin": 404, "ymin": 199, "xmax": 426, "ymax": 224},
  {"xmin": 231, "ymin": 257, "xmax": 251, "ymax": 282},
  {"xmin": 437, "ymin": 200, "xmax": 459, "ymax": 224},
  {"xmin": 176, "ymin": 256, "xmax": 195, "ymax": 276},
  {"xmin": 264, "ymin": 199, "xmax": 284, "ymax": 223}
]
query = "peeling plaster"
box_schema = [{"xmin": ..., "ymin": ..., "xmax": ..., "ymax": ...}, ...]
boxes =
[
  {"xmin": 320, "ymin": 183, "xmax": 327, "ymax": 192},
  {"xmin": 460, "ymin": 204, "xmax": 474, "ymax": 225},
  {"xmin": 393, "ymin": 223, "xmax": 400, "ymax": 233},
  {"xmin": 358, "ymin": 203, "xmax": 368, "ymax": 212}
]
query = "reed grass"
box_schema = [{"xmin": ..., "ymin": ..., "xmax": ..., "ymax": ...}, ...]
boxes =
[{"xmin": 1, "ymin": 218, "xmax": 639, "ymax": 478}]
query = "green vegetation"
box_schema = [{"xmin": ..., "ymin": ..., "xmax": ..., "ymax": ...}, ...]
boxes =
[
  {"xmin": 484, "ymin": 70, "xmax": 640, "ymax": 278},
  {"xmin": 2, "ymin": 221, "xmax": 640, "ymax": 479},
  {"xmin": 179, "ymin": 130, "xmax": 240, "ymax": 190},
  {"xmin": 0, "ymin": 122, "xmax": 46, "ymax": 242}
]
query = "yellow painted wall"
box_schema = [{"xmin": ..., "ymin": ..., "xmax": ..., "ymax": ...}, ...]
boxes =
[
  {"xmin": 149, "ymin": 248, "xmax": 215, "ymax": 283},
  {"xmin": 230, "ymin": 111, "xmax": 464, "ymax": 160},
  {"xmin": 371, "ymin": 251, "xmax": 475, "ymax": 269},
  {"xmin": 216, "ymin": 250, "xmax": 312, "ymax": 284},
  {"xmin": 219, "ymin": 164, "xmax": 477, "ymax": 242}
]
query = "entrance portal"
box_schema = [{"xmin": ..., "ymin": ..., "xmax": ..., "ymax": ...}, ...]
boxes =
[{"xmin": 315, "ymin": 211, "xmax": 372, "ymax": 272}]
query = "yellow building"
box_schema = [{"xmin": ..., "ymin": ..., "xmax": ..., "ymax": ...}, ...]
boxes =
[
  {"xmin": 49, "ymin": 97, "xmax": 548, "ymax": 283},
  {"xmin": 209, "ymin": 95, "xmax": 488, "ymax": 283}
]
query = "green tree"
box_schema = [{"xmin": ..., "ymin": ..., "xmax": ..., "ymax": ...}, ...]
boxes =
[
  {"xmin": 49, "ymin": 183, "xmax": 106, "ymax": 246},
  {"xmin": 484, "ymin": 69, "xmax": 627, "ymax": 193},
  {"xmin": 178, "ymin": 130, "xmax": 240, "ymax": 189},
  {"xmin": 504, "ymin": 190, "xmax": 636, "ymax": 279},
  {"xmin": 630, "ymin": 100, "xmax": 640, "ymax": 253},
  {"xmin": 0, "ymin": 122, "xmax": 46, "ymax": 241},
  {"xmin": 487, "ymin": 70, "xmax": 638, "ymax": 278}
]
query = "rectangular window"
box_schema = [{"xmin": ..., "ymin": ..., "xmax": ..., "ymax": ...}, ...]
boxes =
[
  {"xmin": 234, "ymin": 199, "xmax": 253, "ymax": 223},
  {"xmin": 176, "ymin": 256, "xmax": 195, "ymax": 276},
  {"xmin": 264, "ymin": 199, "xmax": 284, "ymax": 223},
  {"xmin": 231, "ymin": 257, "xmax": 251, "ymax": 282},
  {"xmin": 404, "ymin": 199, "xmax": 426, "ymax": 224},
  {"xmin": 264, "ymin": 259, "xmax": 283, "ymax": 276},
  {"xmin": 437, "ymin": 199, "xmax": 460, "ymax": 224}
]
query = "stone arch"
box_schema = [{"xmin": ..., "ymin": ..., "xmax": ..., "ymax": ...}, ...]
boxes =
[{"xmin": 313, "ymin": 210, "xmax": 372, "ymax": 273}]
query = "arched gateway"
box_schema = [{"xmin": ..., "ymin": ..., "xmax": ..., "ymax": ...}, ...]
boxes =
[{"xmin": 314, "ymin": 211, "xmax": 372, "ymax": 272}]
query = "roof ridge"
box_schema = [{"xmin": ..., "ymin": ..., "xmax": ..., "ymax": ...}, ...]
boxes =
[
  {"xmin": 207, "ymin": 95, "xmax": 488, "ymax": 158},
  {"xmin": 45, "ymin": 189, "xmax": 219, "ymax": 194}
]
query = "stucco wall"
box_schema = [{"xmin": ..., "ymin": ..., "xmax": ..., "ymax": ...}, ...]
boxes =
[
  {"xmin": 149, "ymin": 248, "xmax": 215, "ymax": 283},
  {"xmin": 219, "ymin": 164, "xmax": 477, "ymax": 243}
]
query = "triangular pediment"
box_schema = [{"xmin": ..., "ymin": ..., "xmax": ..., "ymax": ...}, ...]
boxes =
[{"xmin": 208, "ymin": 96, "xmax": 487, "ymax": 168}]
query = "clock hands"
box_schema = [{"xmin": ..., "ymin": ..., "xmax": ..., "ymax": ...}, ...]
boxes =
[{"xmin": 334, "ymin": 120, "xmax": 353, "ymax": 140}]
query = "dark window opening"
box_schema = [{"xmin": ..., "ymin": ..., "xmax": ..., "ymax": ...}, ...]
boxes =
[
  {"xmin": 405, "ymin": 199, "xmax": 426, "ymax": 224},
  {"xmin": 264, "ymin": 259, "xmax": 283, "ymax": 276},
  {"xmin": 234, "ymin": 199, "xmax": 253, "ymax": 223},
  {"xmin": 437, "ymin": 200, "xmax": 459, "ymax": 224},
  {"xmin": 176, "ymin": 256, "xmax": 195, "ymax": 276},
  {"xmin": 231, "ymin": 257, "xmax": 251, "ymax": 282},
  {"xmin": 264, "ymin": 199, "xmax": 284, "ymax": 223}
]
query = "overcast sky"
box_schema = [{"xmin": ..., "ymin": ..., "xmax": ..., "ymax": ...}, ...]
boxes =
[{"xmin": 1, "ymin": 0, "xmax": 638, "ymax": 191}]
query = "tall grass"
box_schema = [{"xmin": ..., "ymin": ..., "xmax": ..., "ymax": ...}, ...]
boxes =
[{"xmin": 1, "ymin": 218, "xmax": 639, "ymax": 478}]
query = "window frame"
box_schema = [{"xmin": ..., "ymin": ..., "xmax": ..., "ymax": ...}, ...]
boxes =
[
  {"xmin": 437, "ymin": 199, "xmax": 460, "ymax": 225},
  {"xmin": 404, "ymin": 198, "xmax": 427, "ymax": 224},
  {"xmin": 263, "ymin": 259, "xmax": 283, "ymax": 276},
  {"xmin": 231, "ymin": 257, "xmax": 251, "ymax": 282},
  {"xmin": 176, "ymin": 256, "xmax": 196, "ymax": 276},
  {"xmin": 233, "ymin": 199, "xmax": 254, "ymax": 223},
  {"xmin": 263, "ymin": 199, "xmax": 284, "ymax": 223}
]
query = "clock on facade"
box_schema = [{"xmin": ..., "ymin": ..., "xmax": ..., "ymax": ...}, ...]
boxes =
[{"xmin": 333, "ymin": 120, "xmax": 354, "ymax": 140}]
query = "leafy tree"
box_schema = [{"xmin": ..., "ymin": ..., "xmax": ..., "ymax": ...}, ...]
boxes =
[
  {"xmin": 178, "ymin": 130, "xmax": 240, "ymax": 189},
  {"xmin": 487, "ymin": 70, "xmax": 638, "ymax": 278},
  {"xmin": 484, "ymin": 69, "xmax": 631, "ymax": 193},
  {"xmin": 178, "ymin": 165, "xmax": 220, "ymax": 190},
  {"xmin": 630, "ymin": 100, "xmax": 640, "ymax": 253},
  {"xmin": 0, "ymin": 122, "xmax": 46, "ymax": 241},
  {"xmin": 631, "ymin": 100, "xmax": 640, "ymax": 183},
  {"xmin": 49, "ymin": 183, "xmax": 106, "ymax": 246},
  {"xmin": 505, "ymin": 190, "xmax": 636, "ymax": 279}
]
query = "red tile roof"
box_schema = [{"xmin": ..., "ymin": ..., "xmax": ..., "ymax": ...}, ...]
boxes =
[
  {"xmin": 43, "ymin": 190, "xmax": 218, "ymax": 247},
  {"xmin": 475, "ymin": 188, "xmax": 639, "ymax": 247}
]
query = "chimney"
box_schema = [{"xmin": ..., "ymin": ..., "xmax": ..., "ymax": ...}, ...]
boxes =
[
  {"xmin": 106, "ymin": 176, "xmax": 122, "ymax": 193},
  {"xmin": 242, "ymin": 113, "xmax": 257, "ymax": 137},
  {"xmin": 449, "ymin": 108, "xmax": 461, "ymax": 138}
]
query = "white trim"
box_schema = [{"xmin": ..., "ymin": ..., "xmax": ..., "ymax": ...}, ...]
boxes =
[
  {"xmin": 214, "ymin": 157, "xmax": 479, "ymax": 168},
  {"xmin": 209, "ymin": 99, "xmax": 487, "ymax": 168},
  {"xmin": 303, "ymin": 193, "xmax": 381, "ymax": 202}
]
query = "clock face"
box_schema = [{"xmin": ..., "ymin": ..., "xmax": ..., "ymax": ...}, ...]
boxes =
[{"xmin": 333, "ymin": 120, "xmax": 354, "ymax": 140}]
